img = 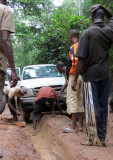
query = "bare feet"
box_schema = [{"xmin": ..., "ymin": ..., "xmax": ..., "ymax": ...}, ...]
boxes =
[
  {"xmin": 78, "ymin": 126, "xmax": 83, "ymax": 131},
  {"xmin": 33, "ymin": 130, "xmax": 37, "ymax": 136},
  {"xmin": 74, "ymin": 126, "xmax": 78, "ymax": 132},
  {"xmin": 77, "ymin": 123, "xmax": 83, "ymax": 132}
]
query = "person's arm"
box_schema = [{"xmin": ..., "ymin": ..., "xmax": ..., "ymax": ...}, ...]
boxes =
[
  {"xmin": 58, "ymin": 83, "xmax": 67, "ymax": 99},
  {"xmin": 1, "ymin": 30, "xmax": 18, "ymax": 87},
  {"xmin": 90, "ymin": 4, "xmax": 113, "ymax": 19},
  {"xmin": 17, "ymin": 97, "xmax": 21, "ymax": 111},
  {"xmin": 7, "ymin": 98, "xmax": 20, "ymax": 115},
  {"xmin": 71, "ymin": 58, "xmax": 85, "ymax": 91}
]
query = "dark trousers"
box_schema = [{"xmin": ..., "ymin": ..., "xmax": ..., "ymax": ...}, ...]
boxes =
[
  {"xmin": 91, "ymin": 77, "xmax": 110, "ymax": 141},
  {"xmin": 32, "ymin": 98, "xmax": 55, "ymax": 121},
  {"xmin": 9, "ymin": 97, "xmax": 17, "ymax": 117},
  {"xmin": 0, "ymin": 93, "xmax": 7, "ymax": 114},
  {"xmin": 83, "ymin": 77, "xmax": 110, "ymax": 141}
]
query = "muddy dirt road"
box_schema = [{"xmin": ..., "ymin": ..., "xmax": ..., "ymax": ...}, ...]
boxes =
[
  {"xmin": 0, "ymin": 106, "xmax": 113, "ymax": 160},
  {"xmin": 0, "ymin": 106, "xmax": 40, "ymax": 160},
  {"xmin": 27, "ymin": 114, "xmax": 113, "ymax": 160}
]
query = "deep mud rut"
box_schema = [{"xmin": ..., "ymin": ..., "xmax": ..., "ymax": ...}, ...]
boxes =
[
  {"xmin": 26, "ymin": 113, "xmax": 74, "ymax": 160},
  {"xmin": 27, "ymin": 113, "xmax": 113, "ymax": 160},
  {"xmin": 0, "ymin": 106, "xmax": 113, "ymax": 160},
  {"xmin": 27, "ymin": 125, "xmax": 66, "ymax": 160}
]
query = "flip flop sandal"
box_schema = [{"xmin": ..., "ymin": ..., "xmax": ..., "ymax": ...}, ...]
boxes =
[{"xmin": 62, "ymin": 128, "xmax": 77, "ymax": 133}]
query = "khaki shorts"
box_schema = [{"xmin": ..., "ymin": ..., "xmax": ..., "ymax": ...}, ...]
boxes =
[
  {"xmin": 66, "ymin": 74, "xmax": 84, "ymax": 115},
  {"xmin": 0, "ymin": 71, "xmax": 5, "ymax": 102}
]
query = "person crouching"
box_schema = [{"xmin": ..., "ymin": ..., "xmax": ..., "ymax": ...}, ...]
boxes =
[
  {"xmin": 3, "ymin": 86, "xmax": 28, "ymax": 122},
  {"xmin": 32, "ymin": 86, "xmax": 63, "ymax": 136}
]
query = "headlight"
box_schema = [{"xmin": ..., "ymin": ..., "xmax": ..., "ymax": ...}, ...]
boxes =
[{"xmin": 23, "ymin": 88, "xmax": 34, "ymax": 97}]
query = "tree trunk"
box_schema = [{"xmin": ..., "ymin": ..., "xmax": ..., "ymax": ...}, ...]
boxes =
[{"xmin": 79, "ymin": 0, "xmax": 81, "ymax": 16}]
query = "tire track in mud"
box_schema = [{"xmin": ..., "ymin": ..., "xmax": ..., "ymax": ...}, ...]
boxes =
[{"xmin": 26, "ymin": 124, "xmax": 64, "ymax": 160}]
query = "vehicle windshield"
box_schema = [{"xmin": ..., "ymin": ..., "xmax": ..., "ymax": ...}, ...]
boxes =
[{"xmin": 23, "ymin": 66, "xmax": 62, "ymax": 80}]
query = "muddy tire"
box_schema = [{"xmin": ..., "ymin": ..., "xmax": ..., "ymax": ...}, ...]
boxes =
[
  {"xmin": 0, "ymin": 93, "xmax": 7, "ymax": 114},
  {"xmin": 23, "ymin": 110, "xmax": 31, "ymax": 122}
]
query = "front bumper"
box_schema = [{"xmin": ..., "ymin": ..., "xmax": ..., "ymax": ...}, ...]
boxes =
[
  {"xmin": 20, "ymin": 96, "xmax": 66, "ymax": 110},
  {"xmin": 20, "ymin": 96, "xmax": 35, "ymax": 111},
  {"xmin": 20, "ymin": 96, "xmax": 35, "ymax": 104}
]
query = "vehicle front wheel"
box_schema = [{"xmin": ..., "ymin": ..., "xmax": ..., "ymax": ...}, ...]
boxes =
[{"xmin": 23, "ymin": 110, "xmax": 31, "ymax": 123}]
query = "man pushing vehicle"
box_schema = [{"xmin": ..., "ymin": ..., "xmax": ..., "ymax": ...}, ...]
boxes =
[{"xmin": 32, "ymin": 86, "xmax": 63, "ymax": 136}]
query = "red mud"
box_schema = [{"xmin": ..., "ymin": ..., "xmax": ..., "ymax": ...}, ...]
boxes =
[
  {"xmin": 0, "ymin": 105, "xmax": 113, "ymax": 160},
  {"xmin": 28, "ymin": 114, "xmax": 113, "ymax": 160},
  {"xmin": 0, "ymin": 106, "xmax": 40, "ymax": 160}
]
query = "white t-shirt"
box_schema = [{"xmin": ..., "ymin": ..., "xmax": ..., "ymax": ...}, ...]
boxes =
[{"xmin": 3, "ymin": 86, "xmax": 19, "ymax": 99}]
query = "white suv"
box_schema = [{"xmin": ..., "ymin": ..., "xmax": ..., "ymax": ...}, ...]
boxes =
[{"xmin": 20, "ymin": 64, "xmax": 66, "ymax": 122}]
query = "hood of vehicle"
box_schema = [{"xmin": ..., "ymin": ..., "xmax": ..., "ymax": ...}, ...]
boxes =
[{"xmin": 20, "ymin": 77, "xmax": 65, "ymax": 89}]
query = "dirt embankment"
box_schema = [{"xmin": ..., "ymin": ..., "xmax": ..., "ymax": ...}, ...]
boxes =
[
  {"xmin": 0, "ymin": 105, "xmax": 113, "ymax": 160},
  {"xmin": 0, "ymin": 106, "xmax": 40, "ymax": 160},
  {"xmin": 28, "ymin": 114, "xmax": 113, "ymax": 160}
]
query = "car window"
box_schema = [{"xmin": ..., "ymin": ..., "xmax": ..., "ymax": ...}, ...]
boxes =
[
  {"xmin": 23, "ymin": 66, "xmax": 62, "ymax": 80},
  {"xmin": 5, "ymin": 68, "xmax": 20, "ymax": 81}
]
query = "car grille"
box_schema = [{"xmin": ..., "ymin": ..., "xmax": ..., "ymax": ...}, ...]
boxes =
[{"xmin": 33, "ymin": 85, "xmax": 63, "ymax": 95}]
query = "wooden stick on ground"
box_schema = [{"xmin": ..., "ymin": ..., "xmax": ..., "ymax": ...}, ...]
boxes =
[{"xmin": 0, "ymin": 121, "xmax": 26, "ymax": 127}]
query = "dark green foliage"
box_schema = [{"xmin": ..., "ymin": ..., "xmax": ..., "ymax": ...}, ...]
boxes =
[{"xmin": 8, "ymin": 0, "xmax": 113, "ymax": 77}]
